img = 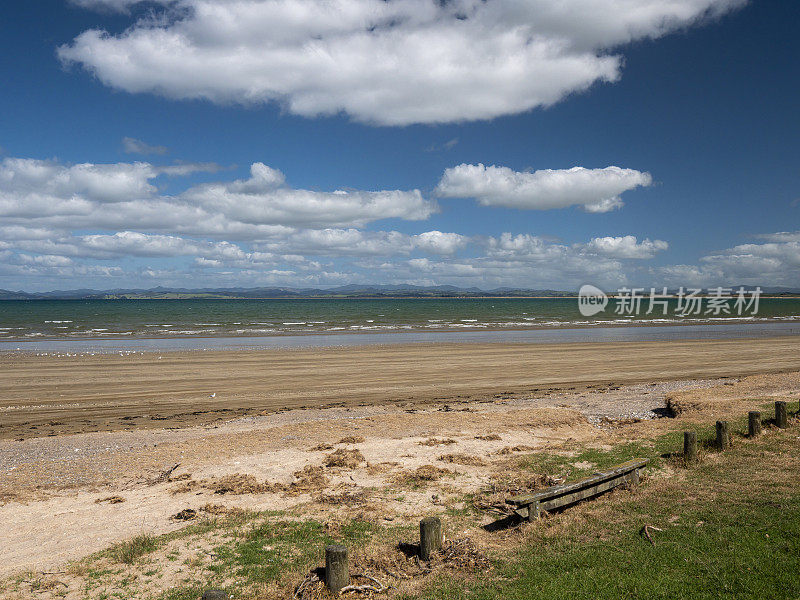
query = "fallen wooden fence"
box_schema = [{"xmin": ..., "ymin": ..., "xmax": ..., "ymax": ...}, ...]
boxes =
[{"xmin": 506, "ymin": 458, "xmax": 649, "ymax": 520}]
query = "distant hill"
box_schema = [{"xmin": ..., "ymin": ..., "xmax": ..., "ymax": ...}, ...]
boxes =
[
  {"xmin": 0, "ymin": 285, "xmax": 577, "ymax": 300},
  {"xmin": 0, "ymin": 284, "xmax": 796, "ymax": 301}
]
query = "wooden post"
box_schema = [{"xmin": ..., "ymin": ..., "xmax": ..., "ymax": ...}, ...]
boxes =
[
  {"xmin": 716, "ymin": 420, "xmax": 730, "ymax": 450},
  {"xmin": 775, "ymin": 401, "xmax": 788, "ymax": 428},
  {"xmin": 683, "ymin": 431, "xmax": 697, "ymax": 464},
  {"xmin": 748, "ymin": 411, "xmax": 762, "ymax": 437},
  {"xmin": 325, "ymin": 544, "xmax": 349, "ymax": 593},
  {"xmin": 629, "ymin": 468, "xmax": 640, "ymax": 486},
  {"xmin": 528, "ymin": 499, "xmax": 541, "ymax": 521},
  {"xmin": 419, "ymin": 516, "xmax": 443, "ymax": 561},
  {"xmin": 202, "ymin": 591, "xmax": 227, "ymax": 600}
]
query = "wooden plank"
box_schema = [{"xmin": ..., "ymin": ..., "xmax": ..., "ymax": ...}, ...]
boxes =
[
  {"xmin": 539, "ymin": 472, "xmax": 630, "ymax": 512},
  {"xmin": 507, "ymin": 458, "xmax": 647, "ymax": 505},
  {"xmin": 507, "ymin": 458, "xmax": 648, "ymax": 506}
]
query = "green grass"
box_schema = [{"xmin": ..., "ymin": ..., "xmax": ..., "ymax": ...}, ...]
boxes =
[
  {"xmin": 108, "ymin": 534, "xmax": 160, "ymax": 565},
  {"xmin": 418, "ymin": 422, "xmax": 800, "ymax": 600},
  {"xmin": 519, "ymin": 429, "xmax": 686, "ymax": 478},
  {"xmin": 518, "ymin": 409, "xmax": 792, "ymax": 479},
  {"xmin": 207, "ymin": 518, "xmax": 376, "ymax": 586},
  {"xmin": 133, "ymin": 516, "xmax": 381, "ymax": 599}
]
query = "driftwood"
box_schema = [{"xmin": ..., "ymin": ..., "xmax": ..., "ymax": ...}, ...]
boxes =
[
  {"xmin": 294, "ymin": 572, "xmax": 388, "ymax": 597},
  {"xmin": 642, "ymin": 524, "xmax": 664, "ymax": 546},
  {"xmin": 340, "ymin": 573, "xmax": 388, "ymax": 594},
  {"xmin": 293, "ymin": 573, "xmax": 320, "ymax": 598},
  {"xmin": 152, "ymin": 463, "xmax": 181, "ymax": 484}
]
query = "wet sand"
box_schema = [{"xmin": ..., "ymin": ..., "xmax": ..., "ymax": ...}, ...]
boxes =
[{"xmin": 2, "ymin": 335, "xmax": 800, "ymax": 440}]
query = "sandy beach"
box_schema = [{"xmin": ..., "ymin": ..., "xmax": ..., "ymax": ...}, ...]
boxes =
[
  {"xmin": 2, "ymin": 334, "xmax": 800, "ymax": 596},
  {"xmin": 2, "ymin": 335, "xmax": 800, "ymax": 440}
]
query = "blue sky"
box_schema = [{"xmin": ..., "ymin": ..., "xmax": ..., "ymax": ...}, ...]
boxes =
[{"xmin": 0, "ymin": 0, "xmax": 797, "ymax": 291}]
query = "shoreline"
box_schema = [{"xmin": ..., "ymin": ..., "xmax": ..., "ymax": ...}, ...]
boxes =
[{"xmin": 1, "ymin": 320, "xmax": 799, "ymax": 354}]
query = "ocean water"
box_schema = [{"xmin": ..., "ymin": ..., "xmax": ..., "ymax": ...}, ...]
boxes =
[{"xmin": 0, "ymin": 297, "xmax": 799, "ymax": 343}]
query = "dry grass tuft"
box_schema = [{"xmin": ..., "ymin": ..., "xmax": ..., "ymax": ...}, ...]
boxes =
[
  {"xmin": 494, "ymin": 445, "xmax": 535, "ymax": 455},
  {"xmin": 0, "ymin": 491, "xmax": 20, "ymax": 505},
  {"xmin": 324, "ymin": 448, "xmax": 365, "ymax": 469},
  {"xmin": 169, "ymin": 479, "xmax": 199, "ymax": 495},
  {"xmin": 475, "ymin": 433, "xmax": 501, "ymax": 441},
  {"xmin": 65, "ymin": 562, "xmax": 89, "ymax": 577},
  {"xmin": 200, "ymin": 503, "xmax": 231, "ymax": 515},
  {"xmin": 285, "ymin": 465, "xmax": 330, "ymax": 496},
  {"xmin": 419, "ymin": 437, "xmax": 458, "ymax": 446},
  {"xmin": 310, "ymin": 443, "xmax": 334, "ymax": 451},
  {"xmin": 206, "ymin": 474, "xmax": 271, "ymax": 495},
  {"xmin": 171, "ymin": 508, "xmax": 198, "ymax": 521},
  {"xmin": 337, "ymin": 435, "xmax": 366, "ymax": 444},
  {"xmin": 435, "ymin": 537, "xmax": 493, "ymax": 571},
  {"xmin": 205, "ymin": 473, "xmax": 274, "ymax": 495},
  {"xmin": 472, "ymin": 472, "xmax": 557, "ymax": 513},
  {"xmin": 318, "ymin": 485, "xmax": 369, "ymax": 506},
  {"xmin": 170, "ymin": 467, "xmax": 329, "ymax": 498},
  {"xmin": 366, "ymin": 461, "xmax": 400, "ymax": 475},
  {"xmin": 199, "ymin": 503, "xmax": 251, "ymax": 519},
  {"xmin": 94, "ymin": 495, "xmax": 125, "ymax": 504},
  {"xmin": 413, "ymin": 464, "xmax": 454, "ymax": 481},
  {"xmin": 438, "ymin": 453, "xmax": 486, "ymax": 466},
  {"xmin": 394, "ymin": 464, "xmax": 454, "ymax": 486}
]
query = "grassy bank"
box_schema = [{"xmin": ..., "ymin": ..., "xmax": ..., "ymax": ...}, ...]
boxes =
[
  {"xmin": 4, "ymin": 410, "xmax": 798, "ymax": 600},
  {"xmin": 423, "ymin": 414, "xmax": 800, "ymax": 600}
]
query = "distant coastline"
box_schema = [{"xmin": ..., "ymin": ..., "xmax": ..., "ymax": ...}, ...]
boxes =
[{"xmin": 1, "ymin": 284, "xmax": 798, "ymax": 301}]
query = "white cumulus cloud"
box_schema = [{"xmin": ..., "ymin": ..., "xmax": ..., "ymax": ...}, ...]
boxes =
[
  {"xmin": 0, "ymin": 156, "xmax": 432, "ymax": 235},
  {"xmin": 181, "ymin": 162, "xmax": 434, "ymax": 228},
  {"xmin": 413, "ymin": 231, "xmax": 468, "ymax": 255},
  {"xmin": 59, "ymin": 0, "xmax": 744, "ymax": 125},
  {"xmin": 582, "ymin": 236, "xmax": 668, "ymax": 259},
  {"xmin": 755, "ymin": 231, "xmax": 800, "ymax": 243},
  {"xmin": 654, "ymin": 236, "xmax": 800, "ymax": 288},
  {"xmin": 436, "ymin": 164, "xmax": 652, "ymax": 212}
]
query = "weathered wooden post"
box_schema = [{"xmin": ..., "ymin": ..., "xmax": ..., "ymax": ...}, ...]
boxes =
[
  {"xmin": 716, "ymin": 420, "xmax": 730, "ymax": 450},
  {"xmin": 629, "ymin": 467, "xmax": 640, "ymax": 486},
  {"xmin": 419, "ymin": 516, "xmax": 443, "ymax": 561},
  {"xmin": 775, "ymin": 401, "xmax": 788, "ymax": 428},
  {"xmin": 325, "ymin": 544, "xmax": 349, "ymax": 593},
  {"xmin": 748, "ymin": 411, "xmax": 762, "ymax": 437},
  {"xmin": 202, "ymin": 591, "xmax": 227, "ymax": 600},
  {"xmin": 684, "ymin": 431, "xmax": 698, "ymax": 464}
]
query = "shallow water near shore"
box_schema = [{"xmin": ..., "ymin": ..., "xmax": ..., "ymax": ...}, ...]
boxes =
[{"xmin": 2, "ymin": 321, "xmax": 799, "ymax": 354}]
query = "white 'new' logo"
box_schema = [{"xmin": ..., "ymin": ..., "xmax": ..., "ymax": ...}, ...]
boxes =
[{"xmin": 578, "ymin": 284, "xmax": 608, "ymax": 316}]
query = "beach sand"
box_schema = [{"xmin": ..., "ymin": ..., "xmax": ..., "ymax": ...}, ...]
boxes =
[
  {"xmin": 1, "ymin": 336, "xmax": 800, "ymax": 440},
  {"xmin": 2, "ymin": 335, "xmax": 800, "ymax": 588}
]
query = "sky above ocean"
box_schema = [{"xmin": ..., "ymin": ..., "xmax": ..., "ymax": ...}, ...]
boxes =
[{"xmin": 0, "ymin": 0, "xmax": 798, "ymax": 292}]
